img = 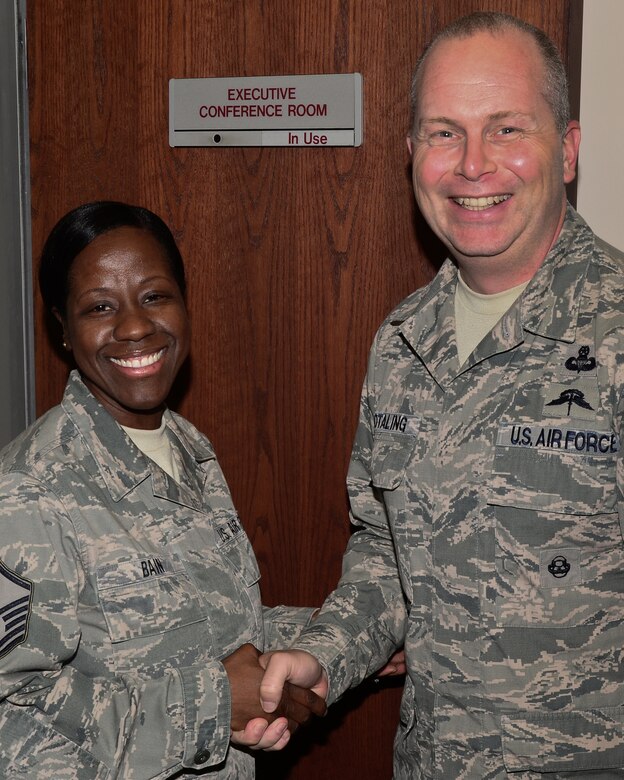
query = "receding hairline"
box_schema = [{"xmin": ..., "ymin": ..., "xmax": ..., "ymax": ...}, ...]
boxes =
[{"xmin": 409, "ymin": 14, "xmax": 570, "ymax": 136}]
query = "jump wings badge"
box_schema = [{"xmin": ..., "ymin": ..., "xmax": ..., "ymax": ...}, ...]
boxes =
[
  {"xmin": 546, "ymin": 388, "xmax": 594, "ymax": 416},
  {"xmin": 0, "ymin": 560, "xmax": 33, "ymax": 659},
  {"xmin": 565, "ymin": 346, "xmax": 596, "ymax": 373}
]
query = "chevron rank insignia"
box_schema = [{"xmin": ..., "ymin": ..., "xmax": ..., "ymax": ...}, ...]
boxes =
[{"xmin": 0, "ymin": 560, "xmax": 33, "ymax": 659}]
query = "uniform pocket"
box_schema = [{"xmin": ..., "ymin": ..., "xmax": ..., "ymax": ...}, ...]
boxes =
[
  {"xmin": 488, "ymin": 432, "xmax": 621, "ymax": 628},
  {"xmin": 490, "ymin": 425, "xmax": 617, "ymax": 515},
  {"xmin": 219, "ymin": 532, "xmax": 261, "ymax": 588},
  {"xmin": 501, "ymin": 705, "xmax": 624, "ymax": 773},
  {"xmin": 370, "ymin": 434, "xmax": 413, "ymax": 490},
  {"xmin": 96, "ymin": 554, "xmax": 206, "ymax": 643}
]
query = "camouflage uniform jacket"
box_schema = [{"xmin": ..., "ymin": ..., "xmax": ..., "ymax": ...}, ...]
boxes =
[
  {"xmin": 292, "ymin": 206, "xmax": 624, "ymax": 778},
  {"xmin": 0, "ymin": 370, "xmax": 312, "ymax": 779}
]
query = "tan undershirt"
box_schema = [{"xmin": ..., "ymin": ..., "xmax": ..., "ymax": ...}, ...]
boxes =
[
  {"xmin": 454, "ymin": 272, "xmax": 528, "ymax": 366},
  {"xmin": 122, "ymin": 419, "xmax": 180, "ymax": 482}
]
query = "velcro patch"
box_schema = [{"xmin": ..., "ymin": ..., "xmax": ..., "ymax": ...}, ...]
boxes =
[
  {"xmin": 373, "ymin": 411, "xmax": 419, "ymax": 436},
  {"xmin": 0, "ymin": 560, "xmax": 33, "ymax": 659},
  {"xmin": 497, "ymin": 424, "xmax": 619, "ymax": 456}
]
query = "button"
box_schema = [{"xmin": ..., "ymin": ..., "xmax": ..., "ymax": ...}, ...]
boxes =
[{"xmin": 193, "ymin": 749, "xmax": 211, "ymax": 764}]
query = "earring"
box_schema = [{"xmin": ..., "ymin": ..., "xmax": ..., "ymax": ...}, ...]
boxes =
[{"xmin": 62, "ymin": 339, "xmax": 67, "ymax": 349}]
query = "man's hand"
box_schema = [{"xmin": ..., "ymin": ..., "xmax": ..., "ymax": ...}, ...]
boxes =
[
  {"xmin": 376, "ymin": 648, "xmax": 406, "ymax": 677},
  {"xmin": 259, "ymin": 649, "xmax": 329, "ymax": 715},
  {"xmin": 223, "ymin": 644, "xmax": 326, "ymax": 750}
]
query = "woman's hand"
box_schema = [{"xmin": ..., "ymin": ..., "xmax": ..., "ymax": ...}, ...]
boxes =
[{"xmin": 223, "ymin": 643, "xmax": 326, "ymax": 750}]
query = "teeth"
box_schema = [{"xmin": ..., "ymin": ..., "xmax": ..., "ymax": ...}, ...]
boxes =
[
  {"xmin": 454, "ymin": 194, "xmax": 511, "ymax": 210},
  {"xmin": 111, "ymin": 349, "xmax": 165, "ymax": 368}
]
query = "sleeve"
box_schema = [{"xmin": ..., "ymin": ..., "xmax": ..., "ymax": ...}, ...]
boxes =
[
  {"xmin": 261, "ymin": 605, "xmax": 317, "ymax": 652},
  {"xmin": 290, "ymin": 334, "xmax": 408, "ymax": 704},
  {"xmin": 0, "ymin": 473, "xmax": 232, "ymax": 780}
]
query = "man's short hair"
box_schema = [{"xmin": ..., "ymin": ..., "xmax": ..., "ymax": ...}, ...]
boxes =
[{"xmin": 409, "ymin": 11, "xmax": 571, "ymax": 136}]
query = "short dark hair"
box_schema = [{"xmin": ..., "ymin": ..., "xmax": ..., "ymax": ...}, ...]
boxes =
[
  {"xmin": 409, "ymin": 11, "xmax": 570, "ymax": 136},
  {"xmin": 39, "ymin": 201, "xmax": 186, "ymax": 316}
]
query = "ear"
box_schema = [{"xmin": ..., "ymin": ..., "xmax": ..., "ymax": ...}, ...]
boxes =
[
  {"xmin": 562, "ymin": 120, "xmax": 581, "ymax": 185},
  {"xmin": 52, "ymin": 307, "xmax": 71, "ymax": 351}
]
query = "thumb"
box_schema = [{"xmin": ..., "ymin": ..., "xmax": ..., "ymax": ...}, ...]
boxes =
[{"xmin": 259, "ymin": 652, "xmax": 292, "ymax": 714}]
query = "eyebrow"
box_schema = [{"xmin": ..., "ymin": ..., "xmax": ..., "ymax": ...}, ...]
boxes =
[
  {"xmin": 74, "ymin": 276, "xmax": 173, "ymax": 301},
  {"xmin": 419, "ymin": 110, "xmax": 533, "ymax": 129}
]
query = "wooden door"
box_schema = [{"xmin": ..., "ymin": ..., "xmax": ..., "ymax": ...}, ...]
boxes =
[{"xmin": 27, "ymin": 1, "xmax": 582, "ymax": 777}]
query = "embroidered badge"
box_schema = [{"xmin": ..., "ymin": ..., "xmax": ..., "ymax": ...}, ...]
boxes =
[
  {"xmin": 215, "ymin": 515, "xmax": 243, "ymax": 546},
  {"xmin": 540, "ymin": 548, "xmax": 581, "ymax": 588},
  {"xmin": 0, "ymin": 560, "xmax": 33, "ymax": 659},
  {"xmin": 547, "ymin": 555, "xmax": 571, "ymax": 578},
  {"xmin": 565, "ymin": 346, "xmax": 596, "ymax": 373},
  {"xmin": 497, "ymin": 424, "xmax": 619, "ymax": 455},
  {"xmin": 545, "ymin": 388, "xmax": 594, "ymax": 416},
  {"xmin": 373, "ymin": 412, "xmax": 419, "ymax": 436}
]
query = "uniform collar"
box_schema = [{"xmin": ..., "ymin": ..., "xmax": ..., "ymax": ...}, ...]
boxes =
[
  {"xmin": 61, "ymin": 370, "xmax": 214, "ymax": 505},
  {"xmin": 396, "ymin": 204, "xmax": 593, "ymax": 386},
  {"xmin": 519, "ymin": 204, "xmax": 592, "ymax": 343}
]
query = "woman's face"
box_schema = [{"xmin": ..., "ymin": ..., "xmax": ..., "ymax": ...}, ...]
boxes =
[{"xmin": 57, "ymin": 226, "xmax": 190, "ymax": 429}]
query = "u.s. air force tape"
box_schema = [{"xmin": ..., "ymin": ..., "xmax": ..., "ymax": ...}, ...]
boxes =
[{"xmin": 497, "ymin": 423, "xmax": 619, "ymax": 455}]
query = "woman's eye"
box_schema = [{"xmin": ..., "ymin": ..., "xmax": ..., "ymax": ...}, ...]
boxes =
[
  {"xmin": 144, "ymin": 292, "xmax": 166, "ymax": 304},
  {"xmin": 89, "ymin": 303, "xmax": 112, "ymax": 313}
]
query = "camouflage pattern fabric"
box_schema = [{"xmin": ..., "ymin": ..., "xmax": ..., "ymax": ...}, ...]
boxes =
[
  {"xmin": 0, "ymin": 370, "xmax": 313, "ymax": 778},
  {"xmin": 292, "ymin": 206, "xmax": 624, "ymax": 778}
]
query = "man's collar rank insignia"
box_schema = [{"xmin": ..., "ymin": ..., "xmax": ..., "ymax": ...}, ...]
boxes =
[
  {"xmin": 0, "ymin": 560, "xmax": 33, "ymax": 659},
  {"xmin": 565, "ymin": 346, "xmax": 596, "ymax": 373},
  {"xmin": 546, "ymin": 388, "xmax": 594, "ymax": 416}
]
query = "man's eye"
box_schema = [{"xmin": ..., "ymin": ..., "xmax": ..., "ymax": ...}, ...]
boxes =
[
  {"xmin": 498, "ymin": 126, "xmax": 519, "ymax": 136},
  {"xmin": 428, "ymin": 129, "xmax": 458, "ymax": 146},
  {"xmin": 89, "ymin": 303, "xmax": 112, "ymax": 313}
]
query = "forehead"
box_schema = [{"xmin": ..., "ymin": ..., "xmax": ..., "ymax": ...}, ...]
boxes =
[
  {"xmin": 70, "ymin": 227, "xmax": 172, "ymax": 282},
  {"xmin": 417, "ymin": 29, "xmax": 547, "ymax": 117}
]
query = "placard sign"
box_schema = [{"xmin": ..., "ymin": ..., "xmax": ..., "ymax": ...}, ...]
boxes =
[{"xmin": 169, "ymin": 73, "xmax": 362, "ymax": 147}]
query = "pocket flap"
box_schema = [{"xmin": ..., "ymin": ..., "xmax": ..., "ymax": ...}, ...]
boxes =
[
  {"xmin": 502, "ymin": 706, "xmax": 624, "ymax": 772},
  {"xmin": 370, "ymin": 435, "xmax": 412, "ymax": 489}
]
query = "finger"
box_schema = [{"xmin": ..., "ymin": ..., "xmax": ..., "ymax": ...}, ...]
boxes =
[
  {"xmin": 264, "ymin": 727, "xmax": 292, "ymax": 752},
  {"xmin": 276, "ymin": 685, "xmax": 316, "ymax": 726},
  {"xmin": 258, "ymin": 650, "xmax": 273, "ymax": 671},
  {"xmin": 260, "ymin": 654, "xmax": 291, "ymax": 713},
  {"xmin": 250, "ymin": 717, "xmax": 290, "ymax": 750},
  {"xmin": 376, "ymin": 664, "xmax": 396, "ymax": 677},
  {"xmin": 285, "ymin": 682, "xmax": 327, "ymax": 717},
  {"xmin": 231, "ymin": 718, "xmax": 271, "ymax": 747}
]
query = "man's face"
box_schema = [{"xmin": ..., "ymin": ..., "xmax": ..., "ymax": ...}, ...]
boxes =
[{"xmin": 407, "ymin": 29, "xmax": 580, "ymax": 292}]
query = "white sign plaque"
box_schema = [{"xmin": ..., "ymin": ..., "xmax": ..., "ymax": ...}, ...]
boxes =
[{"xmin": 169, "ymin": 73, "xmax": 362, "ymax": 147}]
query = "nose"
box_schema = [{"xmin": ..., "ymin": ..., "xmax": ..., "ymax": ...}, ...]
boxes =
[
  {"xmin": 454, "ymin": 135, "xmax": 496, "ymax": 181},
  {"xmin": 113, "ymin": 305, "xmax": 156, "ymax": 342}
]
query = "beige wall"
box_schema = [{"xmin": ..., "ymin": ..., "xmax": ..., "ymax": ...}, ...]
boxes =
[{"xmin": 577, "ymin": 0, "xmax": 624, "ymax": 250}]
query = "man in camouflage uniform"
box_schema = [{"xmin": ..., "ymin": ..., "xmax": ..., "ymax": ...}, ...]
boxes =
[
  {"xmin": 260, "ymin": 12, "xmax": 624, "ymax": 778},
  {"xmin": 0, "ymin": 370, "xmax": 316, "ymax": 778}
]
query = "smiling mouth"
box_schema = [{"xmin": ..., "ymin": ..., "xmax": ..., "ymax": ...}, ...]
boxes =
[
  {"xmin": 453, "ymin": 194, "xmax": 511, "ymax": 211},
  {"xmin": 110, "ymin": 349, "xmax": 165, "ymax": 368}
]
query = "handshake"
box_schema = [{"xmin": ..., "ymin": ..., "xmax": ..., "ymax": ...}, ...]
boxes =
[
  {"xmin": 223, "ymin": 643, "xmax": 406, "ymax": 751},
  {"xmin": 222, "ymin": 643, "xmax": 328, "ymax": 751}
]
